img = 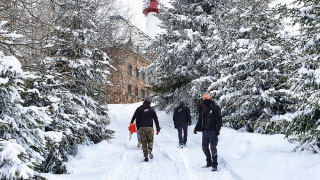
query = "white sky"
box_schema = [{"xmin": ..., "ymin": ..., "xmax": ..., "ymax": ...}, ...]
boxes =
[{"xmin": 122, "ymin": 0, "xmax": 171, "ymax": 33}]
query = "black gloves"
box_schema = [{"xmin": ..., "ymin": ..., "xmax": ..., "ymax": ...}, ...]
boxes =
[
  {"xmin": 194, "ymin": 129, "xmax": 197, "ymax": 134},
  {"xmin": 216, "ymin": 130, "xmax": 220, "ymax": 136},
  {"xmin": 188, "ymin": 121, "xmax": 191, "ymax": 126},
  {"xmin": 174, "ymin": 125, "xmax": 177, "ymax": 129},
  {"xmin": 156, "ymin": 127, "xmax": 161, "ymax": 135}
]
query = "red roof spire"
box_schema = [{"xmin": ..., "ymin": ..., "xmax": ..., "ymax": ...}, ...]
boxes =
[{"xmin": 143, "ymin": 0, "xmax": 159, "ymax": 15}]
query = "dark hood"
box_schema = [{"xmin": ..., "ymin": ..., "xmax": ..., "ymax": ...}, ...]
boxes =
[{"xmin": 179, "ymin": 101, "xmax": 185, "ymax": 107}]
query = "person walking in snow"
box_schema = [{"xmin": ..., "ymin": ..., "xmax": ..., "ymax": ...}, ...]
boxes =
[
  {"xmin": 194, "ymin": 92, "xmax": 222, "ymax": 171},
  {"xmin": 136, "ymin": 100, "xmax": 161, "ymax": 162},
  {"xmin": 130, "ymin": 102, "xmax": 145, "ymax": 148},
  {"xmin": 173, "ymin": 101, "xmax": 191, "ymax": 148}
]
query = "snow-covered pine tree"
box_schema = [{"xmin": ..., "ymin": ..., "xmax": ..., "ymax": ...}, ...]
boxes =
[
  {"xmin": 0, "ymin": 19, "xmax": 44, "ymax": 180},
  {"xmin": 150, "ymin": 0, "xmax": 295, "ymax": 131},
  {"xmin": 36, "ymin": 0, "xmax": 114, "ymax": 173},
  {"xmin": 279, "ymin": 0, "xmax": 320, "ymax": 153},
  {"xmin": 43, "ymin": 0, "xmax": 111, "ymax": 102},
  {"xmin": 1, "ymin": 0, "xmax": 115, "ymax": 175},
  {"xmin": 149, "ymin": 0, "xmax": 223, "ymax": 111},
  {"xmin": 207, "ymin": 0, "xmax": 296, "ymax": 133}
]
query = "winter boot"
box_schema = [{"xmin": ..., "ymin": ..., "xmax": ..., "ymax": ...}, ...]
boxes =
[
  {"xmin": 179, "ymin": 143, "xmax": 184, "ymax": 148},
  {"xmin": 143, "ymin": 158, "xmax": 149, "ymax": 162},
  {"xmin": 212, "ymin": 165, "xmax": 217, "ymax": 171},
  {"xmin": 148, "ymin": 148, "xmax": 153, "ymax": 159},
  {"xmin": 202, "ymin": 161, "xmax": 212, "ymax": 168}
]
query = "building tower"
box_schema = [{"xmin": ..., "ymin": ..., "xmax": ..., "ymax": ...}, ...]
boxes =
[{"xmin": 143, "ymin": 0, "xmax": 159, "ymax": 38}]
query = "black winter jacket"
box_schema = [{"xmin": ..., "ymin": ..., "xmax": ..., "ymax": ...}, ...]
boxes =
[
  {"xmin": 173, "ymin": 105, "xmax": 191, "ymax": 126},
  {"xmin": 195, "ymin": 99, "xmax": 222, "ymax": 135},
  {"xmin": 131, "ymin": 105, "xmax": 144, "ymax": 129},
  {"xmin": 136, "ymin": 105, "xmax": 161, "ymax": 131}
]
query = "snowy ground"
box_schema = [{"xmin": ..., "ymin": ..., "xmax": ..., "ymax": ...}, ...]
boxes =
[{"xmin": 45, "ymin": 103, "xmax": 320, "ymax": 180}]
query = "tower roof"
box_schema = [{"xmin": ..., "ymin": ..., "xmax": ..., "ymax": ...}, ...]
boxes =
[{"xmin": 143, "ymin": 0, "xmax": 159, "ymax": 15}]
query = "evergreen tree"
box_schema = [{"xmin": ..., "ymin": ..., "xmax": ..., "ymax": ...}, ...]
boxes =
[
  {"xmin": 206, "ymin": 0, "xmax": 295, "ymax": 133},
  {"xmin": 43, "ymin": 0, "xmax": 111, "ymax": 103},
  {"xmin": 34, "ymin": 0, "xmax": 115, "ymax": 173},
  {"xmin": 0, "ymin": 20, "xmax": 42, "ymax": 179},
  {"xmin": 150, "ymin": 0, "xmax": 295, "ymax": 132},
  {"xmin": 280, "ymin": 0, "xmax": 320, "ymax": 153},
  {"xmin": 1, "ymin": 0, "xmax": 115, "ymax": 176},
  {"xmin": 149, "ymin": 0, "xmax": 223, "ymax": 110}
]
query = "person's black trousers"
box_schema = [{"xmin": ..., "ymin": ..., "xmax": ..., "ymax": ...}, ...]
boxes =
[
  {"xmin": 202, "ymin": 129, "xmax": 218, "ymax": 166},
  {"xmin": 177, "ymin": 123, "xmax": 188, "ymax": 144}
]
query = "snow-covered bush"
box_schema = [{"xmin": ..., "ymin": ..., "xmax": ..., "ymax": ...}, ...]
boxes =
[{"xmin": 0, "ymin": 140, "xmax": 34, "ymax": 179}]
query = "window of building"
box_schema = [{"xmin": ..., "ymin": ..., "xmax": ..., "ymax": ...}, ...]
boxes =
[
  {"xmin": 127, "ymin": 84, "xmax": 132, "ymax": 94},
  {"xmin": 135, "ymin": 68, "xmax": 139, "ymax": 78},
  {"xmin": 145, "ymin": 72, "xmax": 149, "ymax": 83},
  {"xmin": 128, "ymin": 65, "xmax": 132, "ymax": 76},
  {"xmin": 134, "ymin": 87, "xmax": 138, "ymax": 96},
  {"xmin": 141, "ymin": 72, "xmax": 145, "ymax": 81},
  {"xmin": 141, "ymin": 89, "xmax": 145, "ymax": 99}
]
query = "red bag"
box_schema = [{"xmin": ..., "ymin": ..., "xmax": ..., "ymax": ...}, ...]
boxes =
[{"xmin": 129, "ymin": 123, "xmax": 137, "ymax": 134}]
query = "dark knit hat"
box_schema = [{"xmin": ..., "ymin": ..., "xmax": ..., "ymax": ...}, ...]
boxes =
[{"xmin": 143, "ymin": 99, "xmax": 151, "ymax": 106}]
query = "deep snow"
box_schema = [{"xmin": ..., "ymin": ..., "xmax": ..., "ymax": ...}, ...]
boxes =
[{"xmin": 45, "ymin": 103, "xmax": 320, "ymax": 180}]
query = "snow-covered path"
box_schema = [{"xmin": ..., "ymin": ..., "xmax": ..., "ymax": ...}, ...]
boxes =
[{"xmin": 45, "ymin": 103, "xmax": 320, "ymax": 180}]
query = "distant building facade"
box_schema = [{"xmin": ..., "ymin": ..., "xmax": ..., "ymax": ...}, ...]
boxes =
[
  {"xmin": 105, "ymin": 16, "xmax": 154, "ymax": 104},
  {"xmin": 106, "ymin": 46, "xmax": 151, "ymax": 104}
]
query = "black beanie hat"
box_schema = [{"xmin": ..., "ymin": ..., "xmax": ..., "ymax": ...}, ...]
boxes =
[{"xmin": 143, "ymin": 100, "xmax": 151, "ymax": 106}]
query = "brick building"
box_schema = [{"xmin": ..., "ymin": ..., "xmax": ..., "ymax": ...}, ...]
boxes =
[
  {"xmin": 105, "ymin": 16, "xmax": 154, "ymax": 104},
  {"xmin": 106, "ymin": 45, "xmax": 152, "ymax": 104}
]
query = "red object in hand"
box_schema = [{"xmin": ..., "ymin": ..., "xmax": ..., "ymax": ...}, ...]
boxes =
[
  {"xmin": 213, "ymin": 129, "xmax": 215, "ymax": 136},
  {"xmin": 129, "ymin": 123, "xmax": 137, "ymax": 134},
  {"xmin": 156, "ymin": 131, "xmax": 160, "ymax": 135}
]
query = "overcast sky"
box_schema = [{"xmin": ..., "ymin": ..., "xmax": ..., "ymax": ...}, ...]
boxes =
[{"xmin": 122, "ymin": 0, "xmax": 171, "ymax": 33}]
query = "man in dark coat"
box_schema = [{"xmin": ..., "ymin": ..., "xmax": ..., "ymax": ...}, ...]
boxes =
[
  {"xmin": 130, "ymin": 102, "xmax": 145, "ymax": 148},
  {"xmin": 194, "ymin": 92, "xmax": 222, "ymax": 171},
  {"xmin": 136, "ymin": 100, "xmax": 161, "ymax": 162},
  {"xmin": 173, "ymin": 101, "xmax": 191, "ymax": 147}
]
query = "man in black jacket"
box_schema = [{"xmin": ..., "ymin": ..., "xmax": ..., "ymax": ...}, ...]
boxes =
[
  {"xmin": 131, "ymin": 102, "xmax": 145, "ymax": 148},
  {"xmin": 173, "ymin": 101, "xmax": 191, "ymax": 148},
  {"xmin": 194, "ymin": 92, "xmax": 222, "ymax": 171},
  {"xmin": 136, "ymin": 100, "xmax": 161, "ymax": 162}
]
